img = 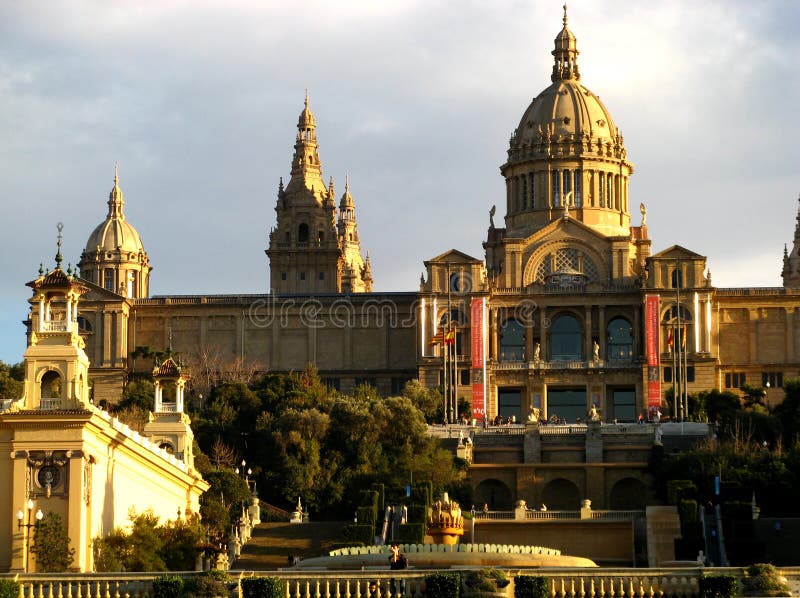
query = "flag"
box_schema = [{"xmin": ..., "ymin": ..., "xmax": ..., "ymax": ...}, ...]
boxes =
[
  {"xmin": 681, "ymin": 326, "xmax": 687, "ymax": 348},
  {"xmin": 444, "ymin": 329, "xmax": 456, "ymax": 345},
  {"xmin": 429, "ymin": 328, "xmax": 445, "ymax": 345},
  {"xmin": 667, "ymin": 328, "xmax": 673, "ymax": 351}
]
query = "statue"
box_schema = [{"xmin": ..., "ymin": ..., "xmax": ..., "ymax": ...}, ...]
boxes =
[
  {"xmin": 489, "ymin": 205, "xmax": 496, "ymax": 229},
  {"xmin": 527, "ymin": 406, "xmax": 540, "ymax": 424},
  {"xmin": 563, "ymin": 190, "xmax": 573, "ymax": 217},
  {"xmin": 639, "ymin": 202, "xmax": 647, "ymax": 226},
  {"xmin": 588, "ymin": 405, "xmax": 599, "ymax": 422},
  {"xmin": 533, "ymin": 342, "xmax": 541, "ymax": 362},
  {"xmin": 592, "ymin": 340, "xmax": 600, "ymax": 361}
]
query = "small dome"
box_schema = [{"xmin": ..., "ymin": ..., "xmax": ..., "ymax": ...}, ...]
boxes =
[{"xmin": 298, "ymin": 90, "xmax": 316, "ymax": 130}]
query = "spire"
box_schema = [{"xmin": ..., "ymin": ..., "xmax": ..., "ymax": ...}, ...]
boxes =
[
  {"xmin": 55, "ymin": 222, "xmax": 64, "ymax": 269},
  {"xmin": 107, "ymin": 165, "xmax": 126, "ymax": 220},
  {"xmin": 782, "ymin": 193, "xmax": 800, "ymax": 288},
  {"xmin": 551, "ymin": 3, "xmax": 580, "ymax": 82},
  {"xmin": 339, "ymin": 173, "xmax": 355, "ymax": 211},
  {"xmin": 287, "ymin": 91, "xmax": 326, "ymax": 198}
]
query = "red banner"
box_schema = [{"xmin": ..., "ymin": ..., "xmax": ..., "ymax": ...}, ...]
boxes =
[
  {"xmin": 471, "ymin": 298, "xmax": 486, "ymax": 421},
  {"xmin": 645, "ymin": 294, "xmax": 661, "ymax": 411}
]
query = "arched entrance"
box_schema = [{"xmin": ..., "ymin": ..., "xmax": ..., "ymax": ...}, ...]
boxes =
[
  {"xmin": 541, "ymin": 478, "xmax": 581, "ymax": 510},
  {"xmin": 609, "ymin": 478, "xmax": 648, "ymax": 510},
  {"xmin": 475, "ymin": 479, "xmax": 513, "ymax": 510}
]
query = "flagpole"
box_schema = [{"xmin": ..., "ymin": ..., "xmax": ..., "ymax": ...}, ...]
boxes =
[
  {"xmin": 675, "ymin": 259, "xmax": 683, "ymax": 421},
  {"xmin": 671, "ymin": 321, "xmax": 677, "ymax": 420},
  {"xmin": 446, "ymin": 263, "xmax": 453, "ymax": 424}
]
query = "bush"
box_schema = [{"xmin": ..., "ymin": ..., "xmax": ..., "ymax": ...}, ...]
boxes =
[
  {"xmin": 185, "ymin": 570, "xmax": 230, "ymax": 598},
  {"xmin": 397, "ymin": 522, "xmax": 425, "ymax": 544},
  {"xmin": 425, "ymin": 572, "xmax": 461, "ymax": 598},
  {"xmin": 514, "ymin": 575, "xmax": 549, "ymax": 598},
  {"xmin": 329, "ymin": 541, "xmax": 364, "ymax": 551},
  {"xmin": 241, "ymin": 577, "xmax": 284, "ymax": 598},
  {"xmin": 341, "ymin": 524, "xmax": 374, "ymax": 545},
  {"xmin": 700, "ymin": 575, "xmax": 737, "ymax": 598},
  {"xmin": 152, "ymin": 575, "xmax": 184, "ymax": 598},
  {"xmin": 667, "ymin": 480, "xmax": 697, "ymax": 504},
  {"xmin": 742, "ymin": 563, "xmax": 790, "ymax": 596},
  {"xmin": 464, "ymin": 568, "xmax": 509, "ymax": 592},
  {"xmin": 0, "ymin": 580, "xmax": 20, "ymax": 598}
]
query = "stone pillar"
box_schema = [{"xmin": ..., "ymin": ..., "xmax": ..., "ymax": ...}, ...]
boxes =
[
  {"xmin": 584, "ymin": 305, "xmax": 593, "ymax": 361},
  {"xmin": 585, "ymin": 419, "xmax": 602, "ymax": 463},
  {"xmin": 523, "ymin": 424, "xmax": 542, "ymax": 463},
  {"xmin": 539, "ymin": 306, "xmax": 548, "ymax": 360},
  {"xmin": 67, "ymin": 451, "xmax": 89, "ymax": 571},
  {"xmin": 646, "ymin": 505, "xmax": 681, "ymax": 567},
  {"xmin": 598, "ymin": 306, "xmax": 606, "ymax": 359}
]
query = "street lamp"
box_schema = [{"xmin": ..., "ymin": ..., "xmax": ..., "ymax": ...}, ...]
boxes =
[{"xmin": 17, "ymin": 499, "xmax": 43, "ymax": 572}]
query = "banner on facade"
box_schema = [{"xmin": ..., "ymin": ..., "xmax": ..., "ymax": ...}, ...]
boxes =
[
  {"xmin": 470, "ymin": 297, "xmax": 486, "ymax": 422},
  {"xmin": 645, "ymin": 294, "xmax": 661, "ymax": 411}
]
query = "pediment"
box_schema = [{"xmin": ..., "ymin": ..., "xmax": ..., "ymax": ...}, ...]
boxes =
[
  {"xmin": 521, "ymin": 216, "xmax": 614, "ymax": 251},
  {"xmin": 652, "ymin": 245, "xmax": 706, "ymax": 260},
  {"xmin": 424, "ymin": 248, "xmax": 482, "ymax": 265},
  {"xmin": 77, "ymin": 278, "xmax": 128, "ymax": 302}
]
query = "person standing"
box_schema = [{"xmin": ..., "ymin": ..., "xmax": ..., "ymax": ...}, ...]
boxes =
[{"xmin": 389, "ymin": 541, "xmax": 408, "ymax": 597}]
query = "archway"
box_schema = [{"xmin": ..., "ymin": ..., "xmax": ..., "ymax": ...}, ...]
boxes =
[
  {"xmin": 40, "ymin": 370, "xmax": 62, "ymax": 399},
  {"xmin": 541, "ymin": 478, "xmax": 581, "ymax": 510},
  {"xmin": 475, "ymin": 479, "xmax": 513, "ymax": 511},
  {"xmin": 609, "ymin": 478, "xmax": 648, "ymax": 510}
]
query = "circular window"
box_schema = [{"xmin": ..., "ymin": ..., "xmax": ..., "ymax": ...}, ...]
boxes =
[{"xmin": 37, "ymin": 465, "xmax": 61, "ymax": 488}]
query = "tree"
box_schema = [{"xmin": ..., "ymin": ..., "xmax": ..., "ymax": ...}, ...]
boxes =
[
  {"xmin": 30, "ymin": 512, "xmax": 75, "ymax": 572},
  {"xmin": 0, "ymin": 360, "xmax": 23, "ymax": 402}
]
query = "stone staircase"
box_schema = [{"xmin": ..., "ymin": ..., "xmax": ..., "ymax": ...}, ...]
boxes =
[{"xmin": 232, "ymin": 521, "xmax": 347, "ymax": 570}]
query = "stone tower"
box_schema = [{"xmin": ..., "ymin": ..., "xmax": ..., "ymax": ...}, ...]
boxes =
[
  {"xmin": 266, "ymin": 94, "xmax": 371, "ymax": 293},
  {"xmin": 77, "ymin": 167, "xmax": 151, "ymax": 298},
  {"xmin": 782, "ymin": 195, "xmax": 800, "ymax": 289}
]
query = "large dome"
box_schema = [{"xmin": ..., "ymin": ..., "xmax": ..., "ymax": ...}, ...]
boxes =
[
  {"xmin": 83, "ymin": 174, "xmax": 146, "ymax": 256},
  {"xmin": 514, "ymin": 80, "xmax": 621, "ymax": 148}
]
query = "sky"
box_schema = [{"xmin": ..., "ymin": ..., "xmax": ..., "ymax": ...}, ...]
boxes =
[{"xmin": 1, "ymin": 0, "xmax": 799, "ymax": 364}]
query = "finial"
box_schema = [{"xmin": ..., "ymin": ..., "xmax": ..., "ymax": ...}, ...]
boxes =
[
  {"xmin": 114, "ymin": 163, "xmax": 119, "ymax": 186},
  {"xmin": 67, "ymin": 263, "xmax": 73, "ymax": 276},
  {"xmin": 38, "ymin": 263, "xmax": 44, "ymax": 276},
  {"xmin": 563, "ymin": 3, "xmax": 568, "ymax": 27},
  {"xmin": 345, "ymin": 172, "xmax": 350, "ymax": 192},
  {"xmin": 168, "ymin": 326, "xmax": 173, "ymax": 352},
  {"xmin": 55, "ymin": 222, "xmax": 64, "ymax": 268},
  {"xmin": 278, "ymin": 176, "xmax": 284, "ymax": 192},
  {"xmin": 304, "ymin": 88, "xmax": 309, "ymax": 109}
]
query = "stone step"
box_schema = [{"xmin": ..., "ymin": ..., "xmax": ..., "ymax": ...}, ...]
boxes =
[{"xmin": 234, "ymin": 521, "xmax": 348, "ymax": 570}]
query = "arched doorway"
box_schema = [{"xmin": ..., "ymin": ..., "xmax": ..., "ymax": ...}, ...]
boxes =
[
  {"xmin": 541, "ymin": 478, "xmax": 581, "ymax": 510},
  {"xmin": 550, "ymin": 314, "xmax": 582, "ymax": 361},
  {"xmin": 609, "ymin": 478, "xmax": 648, "ymax": 510},
  {"xmin": 475, "ymin": 479, "xmax": 513, "ymax": 511}
]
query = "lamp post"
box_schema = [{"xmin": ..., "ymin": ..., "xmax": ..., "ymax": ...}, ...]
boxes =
[{"xmin": 17, "ymin": 499, "xmax": 43, "ymax": 572}]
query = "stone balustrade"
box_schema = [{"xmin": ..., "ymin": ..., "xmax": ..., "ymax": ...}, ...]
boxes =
[{"xmin": 4, "ymin": 568, "xmax": 799, "ymax": 598}]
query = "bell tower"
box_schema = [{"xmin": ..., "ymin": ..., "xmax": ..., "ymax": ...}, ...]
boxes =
[{"xmin": 19, "ymin": 224, "xmax": 91, "ymax": 411}]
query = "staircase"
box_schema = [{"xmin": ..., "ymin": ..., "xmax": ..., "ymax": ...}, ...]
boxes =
[{"xmin": 233, "ymin": 521, "xmax": 347, "ymax": 570}]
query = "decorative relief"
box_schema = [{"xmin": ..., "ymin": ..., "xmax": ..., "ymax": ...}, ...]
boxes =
[{"xmin": 27, "ymin": 450, "xmax": 69, "ymax": 498}]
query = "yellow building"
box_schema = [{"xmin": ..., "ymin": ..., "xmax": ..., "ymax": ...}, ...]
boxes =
[
  {"xmin": 0, "ymin": 250, "xmax": 208, "ymax": 572},
  {"xmin": 7, "ymin": 6, "xmax": 799, "ymax": 468}
]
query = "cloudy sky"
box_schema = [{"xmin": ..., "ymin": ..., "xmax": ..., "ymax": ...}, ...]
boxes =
[{"xmin": 1, "ymin": 0, "xmax": 798, "ymax": 363}]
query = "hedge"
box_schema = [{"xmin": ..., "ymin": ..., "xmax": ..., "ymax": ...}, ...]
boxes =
[
  {"xmin": 0, "ymin": 580, "xmax": 20, "ymax": 598},
  {"xmin": 152, "ymin": 575, "xmax": 184, "ymax": 598},
  {"xmin": 341, "ymin": 523, "xmax": 374, "ymax": 545},
  {"xmin": 424, "ymin": 572, "xmax": 461, "ymax": 598},
  {"xmin": 699, "ymin": 574, "xmax": 737, "ymax": 598},
  {"xmin": 398, "ymin": 522, "xmax": 426, "ymax": 544},
  {"xmin": 667, "ymin": 480, "xmax": 697, "ymax": 505},
  {"xmin": 514, "ymin": 575, "xmax": 549, "ymax": 598},
  {"xmin": 241, "ymin": 577, "xmax": 284, "ymax": 598}
]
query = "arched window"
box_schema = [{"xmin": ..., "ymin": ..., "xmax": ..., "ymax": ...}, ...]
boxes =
[
  {"xmin": 607, "ymin": 317, "xmax": 633, "ymax": 360},
  {"xmin": 670, "ymin": 267, "xmax": 684, "ymax": 288},
  {"xmin": 499, "ymin": 319, "xmax": 525, "ymax": 361},
  {"xmin": 550, "ymin": 314, "xmax": 582, "ymax": 361},
  {"xmin": 40, "ymin": 371, "xmax": 62, "ymax": 402},
  {"xmin": 298, "ymin": 223, "xmax": 309, "ymax": 244},
  {"xmin": 552, "ymin": 169, "xmax": 560, "ymax": 206}
]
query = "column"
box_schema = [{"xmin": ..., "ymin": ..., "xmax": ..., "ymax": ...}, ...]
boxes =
[
  {"xmin": 66, "ymin": 298, "xmax": 73, "ymax": 333},
  {"xmin": 38, "ymin": 296, "xmax": 45, "ymax": 332},
  {"xmin": 706, "ymin": 295, "xmax": 713, "ymax": 355},
  {"xmin": 584, "ymin": 305, "xmax": 593, "ymax": 361},
  {"xmin": 103, "ymin": 311, "xmax": 112, "ymax": 365},
  {"xmin": 597, "ymin": 306, "xmax": 606, "ymax": 359},
  {"xmin": 67, "ymin": 451, "xmax": 89, "ymax": 572},
  {"xmin": 539, "ymin": 306, "xmax": 548, "ymax": 360},
  {"xmin": 786, "ymin": 307, "xmax": 794, "ymax": 362},
  {"xmin": 633, "ymin": 305, "xmax": 640, "ymax": 358},
  {"xmin": 154, "ymin": 380, "xmax": 162, "ymax": 412},
  {"xmin": 9, "ymin": 453, "xmax": 28, "ymax": 571},
  {"xmin": 748, "ymin": 309, "xmax": 759, "ymax": 363},
  {"xmin": 420, "ymin": 297, "xmax": 426, "ymax": 357}
]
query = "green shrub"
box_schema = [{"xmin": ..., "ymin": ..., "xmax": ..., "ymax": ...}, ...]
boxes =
[
  {"xmin": 397, "ymin": 522, "xmax": 425, "ymax": 544},
  {"xmin": 152, "ymin": 575, "xmax": 184, "ymax": 598},
  {"xmin": 0, "ymin": 580, "xmax": 20, "ymax": 598},
  {"xmin": 678, "ymin": 499, "xmax": 699, "ymax": 525},
  {"xmin": 742, "ymin": 563, "xmax": 790, "ymax": 596},
  {"xmin": 464, "ymin": 569, "xmax": 509, "ymax": 592},
  {"xmin": 514, "ymin": 575, "xmax": 549, "ymax": 598},
  {"xmin": 357, "ymin": 505, "xmax": 376, "ymax": 526},
  {"xmin": 699, "ymin": 574, "xmax": 737, "ymax": 598},
  {"xmin": 667, "ymin": 480, "xmax": 697, "ymax": 504},
  {"xmin": 241, "ymin": 577, "xmax": 284, "ymax": 598},
  {"xmin": 425, "ymin": 572, "xmax": 461, "ymax": 598},
  {"xmin": 341, "ymin": 523, "xmax": 374, "ymax": 545},
  {"xmin": 371, "ymin": 483, "xmax": 385, "ymax": 512},
  {"xmin": 407, "ymin": 504, "xmax": 426, "ymax": 523},
  {"xmin": 329, "ymin": 541, "xmax": 364, "ymax": 551},
  {"xmin": 185, "ymin": 570, "xmax": 230, "ymax": 598}
]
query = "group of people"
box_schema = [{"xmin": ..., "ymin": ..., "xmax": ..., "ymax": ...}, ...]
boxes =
[{"xmin": 367, "ymin": 541, "xmax": 408, "ymax": 597}]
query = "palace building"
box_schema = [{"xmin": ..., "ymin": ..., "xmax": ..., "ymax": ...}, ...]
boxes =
[{"xmin": 15, "ymin": 7, "xmax": 800, "ymax": 426}]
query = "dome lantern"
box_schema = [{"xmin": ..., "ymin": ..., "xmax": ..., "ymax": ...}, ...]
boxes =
[{"xmin": 552, "ymin": 4, "xmax": 580, "ymax": 82}]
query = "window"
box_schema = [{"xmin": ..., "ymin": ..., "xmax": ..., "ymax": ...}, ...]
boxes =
[
  {"xmin": 562, "ymin": 170, "xmax": 571, "ymax": 205},
  {"xmin": 460, "ymin": 369, "xmax": 470, "ymax": 386},
  {"xmin": 606, "ymin": 317, "xmax": 633, "ymax": 360},
  {"xmin": 103, "ymin": 269, "xmax": 115, "ymax": 291},
  {"xmin": 391, "ymin": 376, "xmax": 412, "ymax": 395},
  {"xmin": 521, "ymin": 176, "xmax": 527, "ymax": 210},
  {"xmin": 298, "ymin": 223, "xmax": 309, "ymax": 244},
  {"xmin": 499, "ymin": 319, "xmax": 525, "ymax": 361},
  {"xmin": 529, "ymin": 173, "xmax": 535, "ymax": 208},
  {"xmin": 574, "ymin": 170, "xmax": 582, "ymax": 206},
  {"xmin": 550, "ymin": 314, "xmax": 582, "ymax": 361},
  {"xmin": 664, "ymin": 366, "xmax": 672, "ymax": 383},
  {"xmin": 599, "ymin": 173, "xmax": 605, "ymax": 207},
  {"xmin": 322, "ymin": 377, "xmax": 341, "ymax": 391},
  {"xmin": 725, "ymin": 372, "xmax": 746, "ymax": 389},
  {"xmin": 670, "ymin": 268, "xmax": 684, "ymax": 289},
  {"xmin": 552, "ymin": 169, "xmax": 560, "ymax": 206},
  {"xmin": 762, "ymin": 372, "xmax": 783, "ymax": 388},
  {"xmin": 281, "ymin": 272, "xmax": 287, "ymax": 281},
  {"xmin": 300, "ymin": 272, "xmax": 306, "ymax": 281},
  {"xmin": 319, "ymin": 272, "xmax": 325, "ymax": 280}
]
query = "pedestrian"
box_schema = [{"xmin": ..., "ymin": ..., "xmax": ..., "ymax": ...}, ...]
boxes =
[
  {"xmin": 388, "ymin": 541, "xmax": 408, "ymax": 597},
  {"xmin": 368, "ymin": 580, "xmax": 379, "ymax": 597}
]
